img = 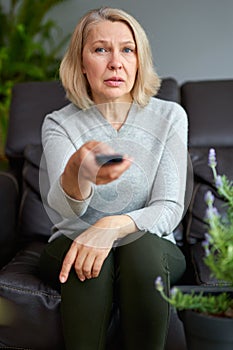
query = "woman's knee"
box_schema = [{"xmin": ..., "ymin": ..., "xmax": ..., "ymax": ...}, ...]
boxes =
[{"xmin": 115, "ymin": 232, "xmax": 185, "ymax": 286}]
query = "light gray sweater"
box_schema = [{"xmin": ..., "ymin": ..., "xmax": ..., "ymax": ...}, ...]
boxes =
[{"xmin": 41, "ymin": 97, "xmax": 188, "ymax": 243}]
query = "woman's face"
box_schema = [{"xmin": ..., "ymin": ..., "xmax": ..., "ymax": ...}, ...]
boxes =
[{"xmin": 82, "ymin": 20, "xmax": 138, "ymax": 105}]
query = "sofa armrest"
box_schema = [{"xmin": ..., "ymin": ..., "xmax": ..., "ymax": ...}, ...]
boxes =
[{"xmin": 0, "ymin": 171, "xmax": 19, "ymax": 267}]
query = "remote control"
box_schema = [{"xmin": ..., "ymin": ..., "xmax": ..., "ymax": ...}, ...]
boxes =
[{"xmin": 95, "ymin": 154, "xmax": 123, "ymax": 166}]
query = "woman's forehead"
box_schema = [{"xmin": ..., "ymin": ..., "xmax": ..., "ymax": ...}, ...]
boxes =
[{"xmin": 85, "ymin": 21, "xmax": 135, "ymax": 44}]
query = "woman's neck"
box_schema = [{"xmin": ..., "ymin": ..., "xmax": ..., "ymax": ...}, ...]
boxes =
[{"xmin": 96, "ymin": 101, "xmax": 132, "ymax": 130}]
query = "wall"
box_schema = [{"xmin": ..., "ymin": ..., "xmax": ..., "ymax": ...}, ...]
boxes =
[{"xmin": 48, "ymin": 0, "xmax": 233, "ymax": 83}]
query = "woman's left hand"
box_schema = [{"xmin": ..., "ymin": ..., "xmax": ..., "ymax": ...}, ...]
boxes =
[{"xmin": 59, "ymin": 215, "xmax": 137, "ymax": 283}]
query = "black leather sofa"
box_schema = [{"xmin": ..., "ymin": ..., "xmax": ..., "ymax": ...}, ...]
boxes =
[{"xmin": 1, "ymin": 78, "xmax": 233, "ymax": 349}]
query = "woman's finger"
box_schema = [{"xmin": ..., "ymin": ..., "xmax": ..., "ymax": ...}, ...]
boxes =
[
  {"xmin": 74, "ymin": 247, "xmax": 91, "ymax": 281},
  {"xmin": 81, "ymin": 252, "xmax": 96, "ymax": 280},
  {"xmin": 59, "ymin": 241, "xmax": 78, "ymax": 283},
  {"xmin": 92, "ymin": 249, "xmax": 110, "ymax": 278}
]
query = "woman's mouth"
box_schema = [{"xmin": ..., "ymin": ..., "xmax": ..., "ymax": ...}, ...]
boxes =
[{"xmin": 104, "ymin": 77, "xmax": 124, "ymax": 87}]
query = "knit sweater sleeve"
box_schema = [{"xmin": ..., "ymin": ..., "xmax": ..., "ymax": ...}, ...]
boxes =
[
  {"xmin": 126, "ymin": 104, "xmax": 188, "ymax": 237},
  {"xmin": 41, "ymin": 110, "xmax": 94, "ymax": 219}
]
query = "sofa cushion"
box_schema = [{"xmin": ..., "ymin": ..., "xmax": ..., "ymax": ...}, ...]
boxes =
[
  {"xmin": 190, "ymin": 241, "xmax": 232, "ymax": 286},
  {"xmin": 156, "ymin": 77, "xmax": 180, "ymax": 103},
  {"xmin": 181, "ymin": 80, "xmax": 233, "ymax": 147},
  {"xmin": 0, "ymin": 242, "xmax": 64, "ymax": 350},
  {"xmin": 6, "ymin": 81, "xmax": 68, "ymax": 160},
  {"xmin": 18, "ymin": 144, "xmax": 61, "ymax": 243},
  {"xmin": 0, "ymin": 172, "xmax": 19, "ymax": 266}
]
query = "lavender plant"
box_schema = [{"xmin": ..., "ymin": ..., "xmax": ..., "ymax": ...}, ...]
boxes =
[
  {"xmin": 155, "ymin": 148, "xmax": 233, "ymax": 317},
  {"xmin": 155, "ymin": 277, "xmax": 232, "ymax": 316},
  {"xmin": 204, "ymin": 148, "xmax": 233, "ymax": 284}
]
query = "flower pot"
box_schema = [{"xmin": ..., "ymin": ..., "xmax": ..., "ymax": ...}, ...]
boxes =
[{"xmin": 178, "ymin": 309, "xmax": 233, "ymax": 350}]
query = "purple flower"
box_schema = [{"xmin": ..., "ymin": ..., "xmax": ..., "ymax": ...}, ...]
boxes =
[
  {"xmin": 208, "ymin": 148, "xmax": 217, "ymax": 168},
  {"xmin": 205, "ymin": 206, "xmax": 219, "ymax": 220},
  {"xmin": 170, "ymin": 287, "xmax": 179, "ymax": 297},
  {"xmin": 204, "ymin": 191, "xmax": 214, "ymax": 205},
  {"xmin": 202, "ymin": 240, "xmax": 211, "ymax": 256},
  {"xmin": 215, "ymin": 175, "xmax": 223, "ymax": 189},
  {"xmin": 155, "ymin": 276, "xmax": 164, "ymax": 292},
  {"xmin": 202, "ymin": 233, "xmax": 212, "ymax": 256},
  {"xmin": 204, "ymin": 232, "xmax": 212, "ymax": 243},
  {"xmin": 202, "ymin": 239, "xmax": 208, "ymax": 248}
]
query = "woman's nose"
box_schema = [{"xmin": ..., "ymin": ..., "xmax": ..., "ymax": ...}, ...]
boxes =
[{"xmin": 107, "ymin": 51, "xmax": 122, "ymax": 70}]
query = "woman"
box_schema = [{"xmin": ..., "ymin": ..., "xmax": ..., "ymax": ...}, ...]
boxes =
[{"xmin": 40, "ymin": 7, "xmax": 188, "ymax": 350}]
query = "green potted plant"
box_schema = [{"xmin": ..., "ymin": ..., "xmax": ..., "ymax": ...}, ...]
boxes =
[
  {"xmin": 155, "ymin": 148, "xmax": 233, "ymax": 350},
  {"xmin": 0, "ymin": 0, "xmax": 69, "ymax": 161}
]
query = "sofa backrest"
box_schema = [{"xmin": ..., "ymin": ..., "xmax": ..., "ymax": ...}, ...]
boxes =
[
  {"xmin": 6, "ymin": 78, "xmax": 180, "ymax": 244},
  {"xmin": 6, "ymin": 81, "xmax": 69, "ymax": 179},
  {"xmin": 181, "ymin": 80, "xmax": 233, "ymax": 244},
  {"xmin": 181, "ymin": 80, "xmax": 233, "ymax": 148}
]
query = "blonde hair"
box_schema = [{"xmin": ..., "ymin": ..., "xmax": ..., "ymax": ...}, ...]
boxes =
[{"xmin": 60, "ymin": 7, "xmax": 161, "ymax": 109}]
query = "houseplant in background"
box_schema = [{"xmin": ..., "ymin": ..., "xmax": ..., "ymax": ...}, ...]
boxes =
[
  {"xmin": 156, "ymin": 148, "xmax": 233, "ymax": 350},
  {"xmin": 0, "ymin": 0, "xmax": 70, "ymax": 162}
]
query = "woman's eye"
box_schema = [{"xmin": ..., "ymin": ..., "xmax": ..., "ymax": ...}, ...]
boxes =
[
  {"xmin": 123, "ymin": 47, "xmax": 134, "ymax": 53},
  {"xmin": 95, "ymin": 47, "xmax": 107, "ymax": 53}
]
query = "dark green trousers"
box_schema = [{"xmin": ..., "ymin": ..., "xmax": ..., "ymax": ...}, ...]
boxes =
[{"xmin": 39, "ymin": 232, "xmax": 186, "ymax": 350}]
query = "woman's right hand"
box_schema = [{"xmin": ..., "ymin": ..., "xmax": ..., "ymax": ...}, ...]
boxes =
[{"xmin": 61, "ymin": 140, "xmax": 132, "ymax": 200}]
